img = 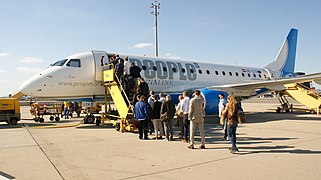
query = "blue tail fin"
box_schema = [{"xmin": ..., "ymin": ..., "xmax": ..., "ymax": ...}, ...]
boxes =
[{"xmin": 265, "ymin": 28, "xmax": 298, "ymax": 77}]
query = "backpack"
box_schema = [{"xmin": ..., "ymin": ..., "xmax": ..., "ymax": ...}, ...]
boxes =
[{"xmin": 237, "ymin": 104, "xmax": 245, "ymax": 124}]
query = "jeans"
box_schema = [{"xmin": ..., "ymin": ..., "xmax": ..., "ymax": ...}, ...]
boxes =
[
  {"xmin": 227, "ymin": 124, "xmax": 238, "ymax": 149},
  {"xmin": 177, "ymin": 116, "xmax": 184, "ymax": 137},
  {"xmin": 183, "ymin": 114, "xmax": 190, "ymax": 140},
  {"xmin": 137, "ymin": 119, "xmax": 148, "ymax": 139},
  {"xmin": 152, "ymin": 119, "xmax": 164, "ymax": 137},
  {"xmin": 164, "ymin": 118, "xmax": 174, "ymax": 140}
]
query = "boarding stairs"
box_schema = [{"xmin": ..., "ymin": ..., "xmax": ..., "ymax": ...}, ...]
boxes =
[
  {"xmin": 284, "ymin": 82, "xmax": 321, "ymax": 114},
  {"xmin": 101, "ymin": 64, "xmax": 136, "ymax": 132}
]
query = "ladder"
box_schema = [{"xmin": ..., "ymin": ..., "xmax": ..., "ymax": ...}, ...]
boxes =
[
  {"xmin": 284, "ymin": 82, "xmax": 321, "ymax": 115},
  {"xmin": 101, "ymin": 64, "xmax": 136, "ymax": 132}
]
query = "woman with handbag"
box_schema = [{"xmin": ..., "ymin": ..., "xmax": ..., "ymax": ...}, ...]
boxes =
[{"xmin": 222, "ymin": 95, "xmax": 239, "ymax": 153}]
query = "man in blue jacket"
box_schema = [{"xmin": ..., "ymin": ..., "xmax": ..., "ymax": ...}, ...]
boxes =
[{"xmin": 134, "ymin": 95, "xmax": 149, "ymax": 140}]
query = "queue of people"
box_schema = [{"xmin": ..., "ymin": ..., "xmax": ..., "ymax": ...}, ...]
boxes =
[
  {"xmin": 113, "ymin": 55, "xmax": 242, "ymax": 153},
  {"xmin": 132, "ymin": 89, "xmax": 242, "ymax": 153}
]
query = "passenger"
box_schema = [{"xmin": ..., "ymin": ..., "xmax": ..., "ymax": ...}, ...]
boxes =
[
  {"xmin": 110, "ymin": 56, "xmax": 117, "ymax": 66},
  {"xmin": 148, "ymin": 90, "xmax": 155, "ymax": 107},
  {"xmin": 133, "ymin": 88, "xmax": 142, "ymax": 106},
  {"xmin": 151, "ymin": 95, "xmax": 164, "ymax": 139},
  {"xmin": 181, "ymin": 91, "xmax": 190, "ymax": 143},
  {"xmin": 139, "ymin": 78, "xmax": 150, "ymax": 98},
  {"xmin": 160, "ymin": 95, "xmax": 176, "ymax": 141},
  {"xmin": 123, "ymin": 56, "xmax": 131, "ymax": 75},
  {"xmin": 115, "ymin": 58, "xmax": 124, "ymax": 80},
  {"xmin": 129, "ymin": 62, "xmax": 142, "ymax": 79},
  {"xmin": 134, "ymin": 95, "xmax": 149, "ymax": 140},
  {"xmin": 222, "ymin": 95, "xmax": 239, "ymax": 153},
  {"xmin": 158, "ymin": 92, "xmax": 166, "ymax": 104},
  {"xmin": 158, "ymin": 92, "xmax": 166, "ymax": 135},
  {"xmin": 176, "ymin": 95, "xmax": 184, "ymax": 139},
  {"xmin": 188, "ymin": 90, "xmax": 206, "ymax": 149},
  {"xmin": 218, "ymin": 93, "xmax": 228, "ymax": 140}
]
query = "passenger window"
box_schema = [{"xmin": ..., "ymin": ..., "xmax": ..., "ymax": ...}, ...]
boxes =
[
  {"xmin": 153, "ymin": 66, "xmax": 157, "ymax": 71},
  {"xmin": 258, "ymin": 70, "xmax": 262, "ymax": 73},
  {"xmin": 229, "ymin": 72, "xmax": 232, "ymax": 76},
  {"xmin": 264, "ymin": 74, "xmax": 267, "ymax": 78},
  {"xmin": 163, "ymin": 67, "xmax": 167, "ymax": 71},
  {"xmin": 253, "ymin": 74, "xmax": 256, "ymax": 78},
  {"xmin": 66, "ymin": 59, "xmax": 81, "ymax": 67},
  {"xmin": 206, "ymin": 70, "xmax": 210, "ymax": 75},
  {"xmin": 198, "ymin": 70, "xmax": 202, "ymax": 74},
  {"xmin": 259, "ymin": 74, "xmax": 262, "ymax": 78},
  {"xmin": 222, "ymin": 71, "xmax": 226, "ymax": 76},
  {"xmin": 215, "ymin": 71, "xmax": 219, "ymax": 75},
  {"xmin": 242, "ymin": 73, "xmax": 245, "ymax": 77},
  {"xmin": 248, "ymin": 73, "xmax": 251, "ymax": 77},
  {"xmin": 235, "ymin": 72, "xmax": 239, "ymax": 76},
  {"xmin": 182, "ymin": 68, "xmax": 186, "ymax": 73},
  {"xmin": 172, "ymin": 68, "xmax": 177, "ymax": 73},
  {"xmin": 190, "ymin": 69, "xmax": 194, "ymax": 73},
  {"xmin": 142, "ymin": 66, "xmax": 147, "ymax": 70}
]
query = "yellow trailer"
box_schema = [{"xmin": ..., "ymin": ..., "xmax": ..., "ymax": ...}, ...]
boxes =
[{"xmin": 0, "ymin": 98, "xmax": 21, "ymax": 125}]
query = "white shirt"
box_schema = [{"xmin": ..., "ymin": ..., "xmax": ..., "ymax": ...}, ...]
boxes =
[
  {"xmin": 218, "ymin": 98, "xmax": 227, "ymax": 117},
  {"xmin": 159, "ymin": 97, "xmax": 166, "ymax": 104},
  {"xmin": 177, "ymin": 100, "xmax": 183, "ymax": 112},
  {"xmin": 181, "ymin": 96, "xmax": 190, "ymax": 114},
  {"xmin": 148, "ymin": 96, "xmax": 153, "ymax": 107},
  {"xmin": 123, "ymin": 61, "xmax": 131, "ymax": 75}
]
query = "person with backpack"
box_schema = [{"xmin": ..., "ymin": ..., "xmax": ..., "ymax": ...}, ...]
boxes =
[
  {"xmin": 222, "ymin": 95, "xmax": 239, "ymax": 153},
  {"xmin": 160, "ymin": 95, "xmax": 176, "ymax": 141}
]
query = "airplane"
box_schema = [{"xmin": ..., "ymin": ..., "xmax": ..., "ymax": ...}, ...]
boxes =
[{"xmin": 18, "ymin": 28, "xmax": 321, "ymax": 114}]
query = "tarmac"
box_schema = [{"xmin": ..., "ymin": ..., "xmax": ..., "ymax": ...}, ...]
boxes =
[{"xmin": 1, "ymin": 98, "xmax": 321, "ymax": 180}]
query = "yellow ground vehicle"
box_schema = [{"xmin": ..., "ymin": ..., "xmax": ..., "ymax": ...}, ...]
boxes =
[
  {"xmin": 30, "ymin": 102, "xmax": 62, "ymax": 123},
  {"xmin": 0, "ymin": 98, "xmax": 21, "ymax": 125},
  {"xmin": 81, "ymin": 101, "xmax": 102, "ymax": 124}
]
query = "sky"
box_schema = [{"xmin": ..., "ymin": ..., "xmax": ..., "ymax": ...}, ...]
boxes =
[{"xmin": 1, "ymin": 0, "xmax": 321, "ymax": 96}]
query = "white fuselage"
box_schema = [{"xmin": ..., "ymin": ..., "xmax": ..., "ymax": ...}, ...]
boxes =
[{"xmin": 19, "ymin": 51, "xmax": 271, "ymax": 98}]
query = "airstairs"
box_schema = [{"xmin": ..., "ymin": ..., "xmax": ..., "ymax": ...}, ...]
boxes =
[
  {"xmin": 101, "ymin": 64, "xmax": 136, "ymax": 132},
  {"xmin": 284, "ymin": 82, "xmax": 321, "ymax": 115}
]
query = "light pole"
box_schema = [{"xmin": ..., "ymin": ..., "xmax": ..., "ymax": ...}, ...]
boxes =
[{"xmin": 151, "ymin": 0, "xmax": 160, "ymax": 57}]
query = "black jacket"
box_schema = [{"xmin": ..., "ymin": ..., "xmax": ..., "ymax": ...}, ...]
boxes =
[
  {"xmin": 161, "ymin": 100, "xmax": 176, "ymax": 119},
  {"xmin": 152, "ymin": 100, "xmax": 162, "ymax": 119}
]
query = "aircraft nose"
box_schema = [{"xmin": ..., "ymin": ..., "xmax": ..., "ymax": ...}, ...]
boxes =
[{"xmin": 19, "ymin": 74, "xmax": 43, "ymax": 96}]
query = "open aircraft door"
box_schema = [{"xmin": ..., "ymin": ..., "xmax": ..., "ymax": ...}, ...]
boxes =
[{"xmin": 92, "ymin": 50, "xmax": 109, "ymax": 81}]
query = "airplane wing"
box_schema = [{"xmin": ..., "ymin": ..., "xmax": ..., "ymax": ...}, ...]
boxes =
[{"xmin": 206, "ymin": 72, "xmax": 321, "ymax": 96}]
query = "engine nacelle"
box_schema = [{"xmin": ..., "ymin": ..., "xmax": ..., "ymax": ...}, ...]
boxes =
[{"xmin": 201, "ymin": 88, "xmax": 228, "ymax": 115}]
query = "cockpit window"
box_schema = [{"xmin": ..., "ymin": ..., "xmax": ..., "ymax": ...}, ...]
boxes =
[
  {"xmin": 51, "ymin": 59, "xmax": 67, "ymax": 66},
  {"xmin": 66, "ymin": 59, "xmax": 81, "ymax": 68}
]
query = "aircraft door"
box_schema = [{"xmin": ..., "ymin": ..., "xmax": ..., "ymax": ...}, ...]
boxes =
[{"xmin": 92, "ymin": 50, "xmax": 109, "ymax": 81}]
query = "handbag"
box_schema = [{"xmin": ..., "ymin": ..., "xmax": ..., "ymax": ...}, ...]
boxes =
[
  {"xmin": 220, "ymin": 115, "xmax": 225, "ymax": 126},
  {"xmin": 237, "ymin": 110, "xmax": 245, "ymax": 124},
  {"xmin": 177, "ymin": 111, "xmax": 184, "ymax": 118}
]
